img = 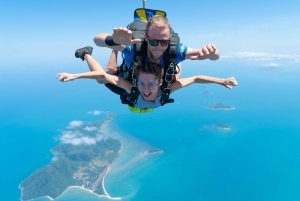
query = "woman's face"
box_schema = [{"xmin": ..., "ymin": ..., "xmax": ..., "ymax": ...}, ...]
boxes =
[{"xmin": 137, "ymin": 72, "xmax": 162, "ymax": 101}]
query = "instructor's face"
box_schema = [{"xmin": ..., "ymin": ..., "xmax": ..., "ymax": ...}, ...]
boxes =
[{"xmin": 145, "ymin": 26, "xmax": 170, "ymax": 62}]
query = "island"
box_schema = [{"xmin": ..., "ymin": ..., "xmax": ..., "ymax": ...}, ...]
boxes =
[
  {"xmin": 204, "ymin": 102, "xmax": 235, "ymax": 110},
  {"xmin": 19, "ymin": 113, "xmax": 121, "ymax": 201},
  {"xmin": 138, "ymin": 148, "xmax": 164, "ymax": 158},
  {"xmin": 147, "ymin": 148, "xmax": 164, "ymax": 154},
  {"xmin": 202, "ymin": 91, "xmax": 213, "ymax": 94},
  {"xmin": 213, "ymin": 123, "xmax": 231, "ymax": 130}
]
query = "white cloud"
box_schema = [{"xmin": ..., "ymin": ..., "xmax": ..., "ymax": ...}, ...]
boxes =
[
  {"xmin": 52, "ymin": 156, "xmax": 59, "ymax": 162},
  {"xmin": 59, "ymin": 130, "xmax": 104, "ymax": 145},
  {"xmin": 51, "ymin": 152, "xmax": 60, "ymax": 162},
  {"xmin": 93, "ymin": 111, "xmax": 101, "ymax": 115},
  {"xmin": 87, "ymin": 110, "xmax": 102, "ymax": 115},
  {"xmin": 67, "ymin": 121, "xmax": 84, "ymax": 129},
  {"xmin": 222, "ymin": 51, "xmax": 300, "ymax": 64},
  {"xmin": 84, "ymin": 126, "xmax": 98, "ymax": 132},
  {"xmin": 264, "ymin": 63, "xmax": 279, "ymax": 67}
]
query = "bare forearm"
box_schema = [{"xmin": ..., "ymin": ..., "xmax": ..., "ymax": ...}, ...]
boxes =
[
  {"xmin": 75, "ymin": 70, "xmax": 132, "ymax": 93},
  {"xmin": 74, "ymin": 71, "xmax": 106, "ymax": 80},
  {"xmin": 171, "ymin": 75, "xmax": 237, "ymax": 92},
  {"xmin": 57, "ymin": 71, "xmax": 106, "ymax": 82},
  {"xmin": 185, "ymin": 45, "xmax": 220, "ymax": 60},
  {"xmin": 57, "ymin": 71, "xmax": 132, "ymax": 92},
  {"xmin": 174, "ymin": 76, "xmax": 222, "ymax": 88},
  {"xmin": 187, "ymin": 49, "xmax": 220, "ymax": 60},
  {"xmin": 194, "ymin": 75, "xmax": 223, "ymax": 84},
  {"xmin": 194, "ymin": 75, "xmax": 238, "ymax": 90}
]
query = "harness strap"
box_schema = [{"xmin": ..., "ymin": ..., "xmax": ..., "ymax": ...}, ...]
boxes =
[
  {"xmin": 121, "ymin": 10, "xmax": 181, "ymax": 108},
  {"xmin": 160, "ymin": 60, "xmax": 176, "ymax": 106},
  {"xmin": 127, "ymin": 86, "xmax": 140, "ymax": 107},
  {"xmin": 160, "ymin": 88, "xmax": 174, "ymax": 105}
]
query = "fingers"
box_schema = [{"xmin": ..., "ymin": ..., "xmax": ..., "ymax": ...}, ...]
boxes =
[
  {"xmin": 225, "ymin": 85, "xmax": 232, "ymax": 90},
  {"xmin": 203, "ymin": 44, "xmax": 216, "ymax": 54},
  {"xmin": 197, "ymin": 44, "xmax": 216, "ymax": 59},
  {"xmin": 113, "ymin": 27, "xmax": 130, "ymax": 34},
  {"xmin": 229, "ymin": 77, "xmax": 238, "ymax": 86},
  {"xmin": 209, "ymin": 44, "xmax": 217, "ymax": 51},
  {"xmin": 56, "ymin": 73, "xmax": 64, "ymax": 80},
  {"xmin": 200, "ymin": 46, "xmax": 209, "ymax": 55},
  {"xmin": 223, "ymin": 77, "xmax": 238, "ymax": 89},
  {"xmin": 56, "ymin": 73, "xmax": 69, "ymax": 82}
]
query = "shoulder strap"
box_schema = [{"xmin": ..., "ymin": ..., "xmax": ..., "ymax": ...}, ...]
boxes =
[
  {"xmin": 127, "ymin": 21, "xmax": 147, "ymax": 63},
  {"xmin": 160, "ymin": 29, "xmax": 180, "ymax": 106}
]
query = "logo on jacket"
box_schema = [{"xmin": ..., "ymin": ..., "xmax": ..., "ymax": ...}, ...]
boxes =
[
  {"xmin": 180, "ymin": 46, "xmax": 185, "ymax": 57},
  {"xmin": 128, "ymin": 45, "xmax": 132, "ymax": 52}
]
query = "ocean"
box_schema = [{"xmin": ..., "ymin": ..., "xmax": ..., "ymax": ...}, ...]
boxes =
[{"xmin": 1, "ymin": 62, "xmax": 300, "ymax": 201}]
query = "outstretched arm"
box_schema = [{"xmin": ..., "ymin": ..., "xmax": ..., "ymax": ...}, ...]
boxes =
[
  {"xmin": 56, "ymin": 71, "xmax": 132, "ymax": 93},
  {"xmin": 185, "ymin": 44, "xmax": 220, "ymax": 61},
  {"xmin": 170, "ymin": 76, "xmax": 238, "ymax": 93},
  {"xmin": 56, "ymin": 54, "xmax": 132, "ymax": 93},
  {"xmin": 94, "ymin": 27, "xmax": 141, "ymax": 51}
]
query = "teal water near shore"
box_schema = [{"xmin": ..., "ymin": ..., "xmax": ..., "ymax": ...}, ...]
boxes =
[{"xmin": 1, "ymin": 64, "xmax": 300, "ymax": 201}]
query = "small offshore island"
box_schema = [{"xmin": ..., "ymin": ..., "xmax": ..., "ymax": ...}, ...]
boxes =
[
  {"xmin": 213, "ymin": 123, "xmax": 231, "ymax": 130},
  {"xmin": 147, "ymin": 148, "xmax": 164, "ymax": 154},
  {"xmin": 139, "ymin": 148, "xmax": 164, "ymax": 157},
  {"xmin": 202, "ymin": 91, "xmax": 213, "ymax": 95},
  {"xmin": 19, "ymin": 113, "xmax": 121, "ymax": 201},
  {"xmin": 204, "ymin": 102, "xmax": 235, "ymax": 110}
]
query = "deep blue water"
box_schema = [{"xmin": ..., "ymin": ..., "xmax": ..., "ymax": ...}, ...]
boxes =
[{"xmin": 1, "ymin": 62, "xmax": 300, "ymax": 201}]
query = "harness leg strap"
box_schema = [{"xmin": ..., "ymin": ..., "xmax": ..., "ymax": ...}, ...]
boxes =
[{"xmin": 160, "ymin": 88, "xmax": 174, "ymax": 106}]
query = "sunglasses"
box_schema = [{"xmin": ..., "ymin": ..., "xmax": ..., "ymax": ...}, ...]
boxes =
[
  {"xmin": 146, "ymin": 34, "xmax": 170, "ymax": 47},
  {"xmin": 137, "ymin": 81, "xmax": 159, "ymax": 90}
]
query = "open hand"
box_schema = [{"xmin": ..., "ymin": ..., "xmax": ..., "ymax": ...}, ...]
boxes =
[
  {"xmin": 222, "ymin": 77, "xmax": 238, "ymax": 90},
  {"xmin": 112, "ymin": 27, "xmax": 142, "ymax": 45},
  {"xmin": 56, "ymin": 73, "xmax": 76, "ymax": 82}
]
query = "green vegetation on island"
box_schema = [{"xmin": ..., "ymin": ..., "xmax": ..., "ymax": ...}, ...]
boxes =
[{"xmin": 19, "ymin": 114, "xmax": 121, "ymax": 201}]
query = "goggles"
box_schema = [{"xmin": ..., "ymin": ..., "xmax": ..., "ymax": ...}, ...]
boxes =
[
  {"xmin": 137, "ymin": 80, "xmax": 159, "ymax": 90},
  {"xmin": 146, "ymin": 34, "xmax": 170, "ymax": 47}
]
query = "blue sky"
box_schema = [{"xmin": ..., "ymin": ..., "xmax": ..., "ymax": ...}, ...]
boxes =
[{"xmin": 1, "ymin": 0, "xmax": 300, "ymax": 68}]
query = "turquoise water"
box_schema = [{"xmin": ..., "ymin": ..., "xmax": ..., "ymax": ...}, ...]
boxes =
[{"xmin": 1, "ymin": 63, "xmax": 300, "ymax": 201}]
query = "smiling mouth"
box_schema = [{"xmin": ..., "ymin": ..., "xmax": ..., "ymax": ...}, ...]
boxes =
[
  {"xmin": 142, "ymin": 92, "xmax": 151, "ymax": 98},
  {"xmin": 154, "ymin": 50, "xmax": 162, "ymax": 55}
]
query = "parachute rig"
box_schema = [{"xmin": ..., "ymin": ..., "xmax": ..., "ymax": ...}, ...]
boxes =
[{"xmin": 107, "ymin": 3, "xmax": 181, "ymax": 113}]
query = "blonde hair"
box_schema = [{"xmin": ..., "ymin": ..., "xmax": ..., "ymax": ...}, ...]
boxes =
[{"xmin": 146, "ymin": 16, "xmax": 171, "ymax": 36}]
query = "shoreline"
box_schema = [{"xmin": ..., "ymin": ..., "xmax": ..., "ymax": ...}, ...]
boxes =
[
  {"xmin": 21, "ymin": 165, "xmax": 121, "ymax": 201},
  {"xmin": 101, "ymin": 165, "xmax": 122, "ymax": 200},
  {"xmin": 19, "ymin": 118, "xmax": 123, "ymax": 201},
  {"xmin": 19, "ymin": 113, "xmax": 150, "ymax": 201}
]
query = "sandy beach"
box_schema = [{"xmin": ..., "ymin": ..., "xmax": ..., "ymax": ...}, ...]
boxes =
[{"xmin": 51, "ymin": 164, "xmax": 122, "ymax": 200}]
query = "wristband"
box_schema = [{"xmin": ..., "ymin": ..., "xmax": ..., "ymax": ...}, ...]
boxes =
[{"xmin": 105, "ymin": 35, "xmax": 120, "ymax": 46}]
